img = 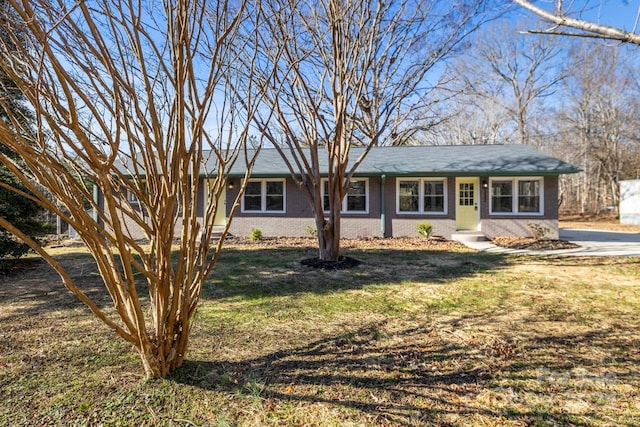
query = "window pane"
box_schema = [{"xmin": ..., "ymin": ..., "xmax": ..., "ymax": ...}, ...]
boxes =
[
  {"xmin": 491, "ymin": 181, "xmax": 512, "ymax": 213},
  {"xmin": 347, "ymin": 195, "xmax": 366, "ymax": 211},
  {"xmin": 323, "ymin": 181, "xmax": 330, "ymax": 211},
  {"xmin": 266, "ymin": 195, "xmax": 283, "ymax": 211},
  {"xmin": 244, "ymin": 195, "xmax": 262, "ymax": 211},
  {"xmin": 424, "ymin": 181, "xmax": 444, "ymax": 212},
  {"xmin": 244, "ymin": 182, "xmax": 262, "ymax": 210},
  {"xmin": 266, "ymin": 181, "xmax": 283, "ymax": 195},
  {"xmin": 346, "ymin": 180, "xmax": 366, "ymax": 211},
  {"xmin": 518, "ymin": 180, "xmax": 540, "ymax": 212},
  {"xmin": 245, "ymin": 181, "xmax": 261, "ymax": 195},
  {"xmin": 348, "ymin": 180, "xmax": 366, "ymax": 195},
  {"xmin": 399, "ymin": 181, "xmax": 419, "ymax": 212},
  {"xmin": 263, "ymin": 181, "xmax": 284, "ymax": 211},
  {"xmin": 459, "ymin": 183, "xmax": 474, "ymax": 206}
]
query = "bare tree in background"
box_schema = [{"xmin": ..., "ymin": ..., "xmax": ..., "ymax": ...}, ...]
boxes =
[
  {"xmin": 235, "ymin": 0, "xmax": 494, "ymax": 261},
  {"xmin": 514, "ymin": 0, "xmax": 640, "ymax": 213},
  {"xmin": 420, "ymin": 92, "xmax": 506, "ymax": 145},
  {"xmin": 474, "ymin": 20, "xmax": 567, "ymax": 147},
  {"xmin": 0, "ymin": 0, "xmax": 268, "ymax": 378},
  {"xmin": 555, "ymin": 42, "xmax": 640, "ymax": 213},
  {"xmin": 514, "ymin": 0, "xmax": 640, "ymax": 45},
  {"xmin": 425, "ymin": 20, "xmax": 567, "ymax": 147}
]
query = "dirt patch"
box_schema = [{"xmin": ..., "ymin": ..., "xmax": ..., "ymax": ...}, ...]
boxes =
[{"xmin": 492, "ymin": 236, "xmax": 580, "ymax": 250}]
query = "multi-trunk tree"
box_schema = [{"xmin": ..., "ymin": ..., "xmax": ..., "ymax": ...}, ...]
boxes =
[
  {"xmin": 0, "ymin": 0, "xmax": 269, "ymax": 378},
  {"xmin": 235, "ymin": 0, "xmax": 495, "ymax": 261}
]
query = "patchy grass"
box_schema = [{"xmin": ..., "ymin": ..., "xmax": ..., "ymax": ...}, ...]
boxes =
[{"xmin": 1, "ymin": 238, "xmax": 639, "ymax": 426}]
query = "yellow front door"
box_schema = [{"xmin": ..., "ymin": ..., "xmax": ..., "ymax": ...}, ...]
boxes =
[
  {"xmin": 208, "ymin": 180, "xmax": 227, "ymax": 226},
  {"xmin": 456, "ymin": 178, "xmax": 478, "ymax": 230}
]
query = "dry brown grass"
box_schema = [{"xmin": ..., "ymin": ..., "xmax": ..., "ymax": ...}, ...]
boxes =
[
  {"xmin": 560, "ymin": 213, "xmax": 640, "ymax": 233},
  {"xmin": 0, "ymin": 238, "xmax": 638, "ymax": 426}
]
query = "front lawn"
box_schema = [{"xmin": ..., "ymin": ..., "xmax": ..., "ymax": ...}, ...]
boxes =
[{"xmin": 0, "ymin": 238, "xmax": 638, "ymax": 426}]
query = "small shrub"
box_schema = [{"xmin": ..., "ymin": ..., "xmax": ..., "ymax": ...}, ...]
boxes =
[
  {"xmin": 305, "ymin": 225, "xmax": 318, "ymax": 238},
  {"xmin": 527, "ymin": 222, "xmax": 551, "ymax": 240},
  {"xmin": 249, "ymin": 228, "xmax": 262, "ymax": 241},
  {"xmin": 416, "ymin": 222, "xmax": 433, "ymax": 239}
]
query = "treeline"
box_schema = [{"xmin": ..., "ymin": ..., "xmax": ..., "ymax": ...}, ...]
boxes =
[{"xmin": 412, "ymin": 20, "xmax": 640, "ymax": 215}]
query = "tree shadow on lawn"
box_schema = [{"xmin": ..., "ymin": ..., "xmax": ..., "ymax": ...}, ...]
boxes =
[
  {"xmin": 201, "ymin": 245, "xmax": 511, "ymax": 300},
  {"xmin": 0, "ymin": 244, "xmax": 511, "ymax": 325},
  {"xmin": 0, "ymin": 256, "xmax": 112, "ymax": 312},
  {"xmin": 172, "ymin": 317, "xmax": 636, "ymax": 426}
]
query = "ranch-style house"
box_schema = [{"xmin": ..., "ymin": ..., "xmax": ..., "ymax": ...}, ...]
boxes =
[{"xmin": 110, "ymin": 144, "xmax": 580, "ymax": 241}]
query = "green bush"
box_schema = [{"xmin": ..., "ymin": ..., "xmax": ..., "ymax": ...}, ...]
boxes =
[
  {"xmin": 305, "ymin": 225, "xmax": 318, "ymax": 238},
  {"xmin": 249, "ymin": 228, "xmax": 263, "ymax": 241},
  {"xmin": 416, "ymin": 222, "xmax": 433, "ymax": 239}
]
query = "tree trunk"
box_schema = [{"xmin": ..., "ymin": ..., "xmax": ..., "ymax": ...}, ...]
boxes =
[
  {"xmin": 135, "ymin": 314, "xmax": 192, "ymax": 378},
  {"xmin": 316, "ymin": 214, "xmax": 341, "ymax": 261}
]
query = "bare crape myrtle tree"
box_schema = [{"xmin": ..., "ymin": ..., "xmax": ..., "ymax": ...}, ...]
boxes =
[
  {"xmin": 0, "ymin": 0, "xmax": 270, "ymax": 378},
  {"xmin": 235, "ymin": 0, "xmax": 494, "ymax": 262}
]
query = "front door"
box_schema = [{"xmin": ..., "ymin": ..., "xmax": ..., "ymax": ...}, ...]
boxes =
[
  {"xmin": 208, "ymin": 179, "xmax": 227, "ymax": 226},
  {"xmin": 456, "ymin": 178, "xmax": 479, "ymax": 230}
]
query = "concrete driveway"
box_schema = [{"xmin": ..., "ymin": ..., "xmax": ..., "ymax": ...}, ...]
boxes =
[
  {"xmin": 465, "ymin": 229, "xmax": 640, "ymax": 256},
  {"xmin": 557, "ymin": 229, "xmax": 640, "ymax": 256}
]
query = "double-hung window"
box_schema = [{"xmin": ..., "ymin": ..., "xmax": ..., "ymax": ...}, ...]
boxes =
[
  {"xmin": 490, "ymin": 177, "xmax": 542, "ymax": 214},
  {"xmin": 127, "ymin": 180, "xmax": 146, "ymax": 204},
  {"xmin": 242, "ymin": 179, "xmax": 285, "ymax": 212},
  {"xmin": 322, "ymin": 178, "xmax": 368, "ymax": 213},
  {"xmin": 397, "ymin": 178, "xmax": 447, "ymax": 214}
]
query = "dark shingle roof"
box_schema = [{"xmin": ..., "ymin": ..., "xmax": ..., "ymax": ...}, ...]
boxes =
[{"xmin": 224, "ymin": 144, "xmax": 580, "ymax": 177}]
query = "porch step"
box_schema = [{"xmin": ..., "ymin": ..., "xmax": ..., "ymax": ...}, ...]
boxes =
[
  {"xmin": 205, "ymin": 226, "xmax": 228, "ymax": 241},
  {"xmin": 451, "ymin": 231, "xmax": 488, "ymax": 243}
]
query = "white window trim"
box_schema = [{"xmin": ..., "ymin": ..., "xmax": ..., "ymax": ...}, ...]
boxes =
[
  {"xmin": 321, "ymin": 178, "xmax": 369, "ymax": 214},
  {"xmin": 128, "ymin": 189, "xmax": 139, "ymax": 203},
  {"xmin": 396, "ymin": 178, "xmax": 448, "ymax": 215},
  {"xmin": 241, "ymin": 179, "xmax": 286, "ymax": 213},
  {"xmin": 489, "ymin": 176, "xmax": 544, "ymax": 216}
]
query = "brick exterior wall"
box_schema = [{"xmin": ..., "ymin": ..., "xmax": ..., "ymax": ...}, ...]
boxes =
[
  {"xmin": 478, "ymin": 175, "xmax": 559, "ymax": 239},
  {"xmin": 391, "ymin": 218, "xmax": 457, "ymax": 238},
  {"xmin": 228, "ymin": 176, "xmax": 384, "ymax": 238},
  {"xmin": 480, "ymin": 218, "xmax": 559, "ymax": 239},
  {"xmin": 99, "ymin": 175, "xmax": 562, "ymax": 240},
  {"xmin": 229, "ymin": 216, "xmax": 382, "ymax": 238}
]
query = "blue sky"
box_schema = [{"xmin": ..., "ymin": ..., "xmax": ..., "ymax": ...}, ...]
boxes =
[{"xmin": 577, "ymin": 0, "xmax": 639, "ymax": 30}]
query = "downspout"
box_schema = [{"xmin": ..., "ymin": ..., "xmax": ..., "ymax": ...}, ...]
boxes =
[
  {"xmin": 92, "ymin": 183, "xmax": 99, "ymax": 223},
  {"xmin": 380, "ymin": 174, "xmax": 386, "ymax": 237}
]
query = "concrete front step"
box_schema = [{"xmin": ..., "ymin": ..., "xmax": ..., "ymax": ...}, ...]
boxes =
[{"xmin": 451, "ymin": 231, "xmax": 488, "ymax": 243}]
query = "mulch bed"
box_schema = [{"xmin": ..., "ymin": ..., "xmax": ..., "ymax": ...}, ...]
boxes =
[
  {"xmin": 492, "ymin": 236, "xmax": 580, "ymax": 251},
  {"xmin": 300, "ymin": 255, "xmax": 362, "ymax": 270}
]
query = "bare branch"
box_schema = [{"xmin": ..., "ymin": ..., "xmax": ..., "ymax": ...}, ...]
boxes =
[
  {"xmin": 514, "ymin": 0, "xmax": 640, "ymax": 45},
  {"xmin": 233, "ymin": 0, "xmax": 493, "ymax": 261},
  {"xmin": 0, "ymin": 0, "xmax": 269, "ymax": 378}
]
